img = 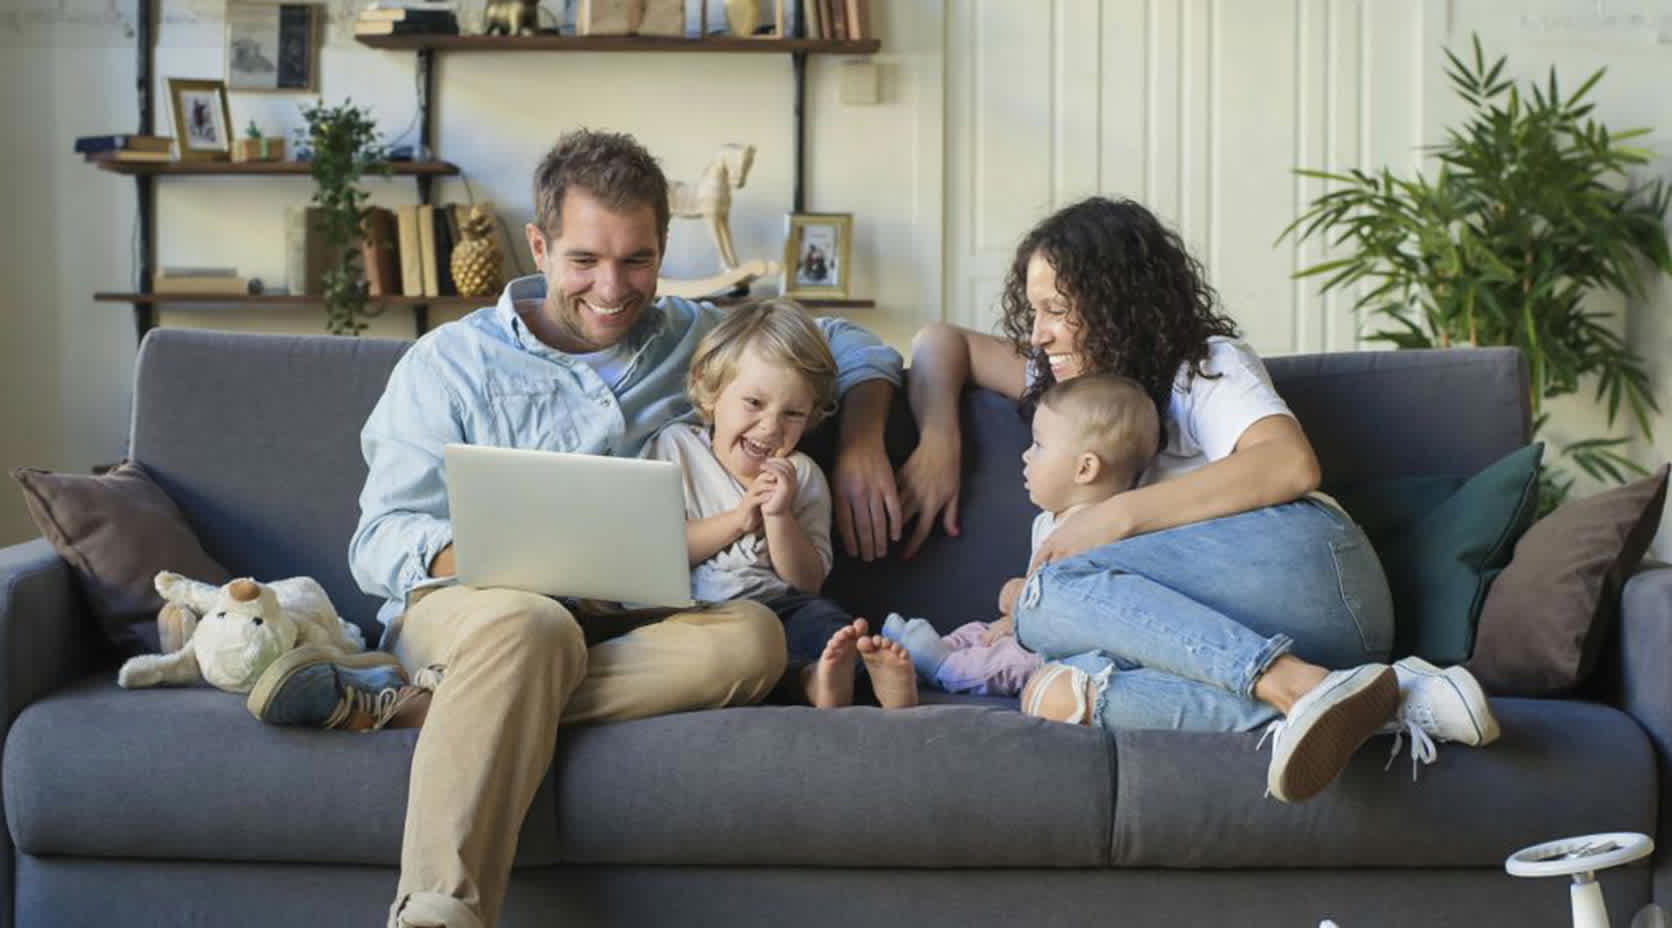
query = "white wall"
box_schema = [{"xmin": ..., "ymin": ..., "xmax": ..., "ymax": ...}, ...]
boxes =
[{"xmin": 0, "ymin": 0, "xmax": 943, "ymax": 545}]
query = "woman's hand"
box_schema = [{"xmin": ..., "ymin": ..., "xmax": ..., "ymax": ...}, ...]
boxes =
[
  {"xmin": 831, "ymin": 439, "xmax": 902, "ymax": 562},
  {"xmin": 1026, "ymin": 498, "xmax": 1135, "ymax": 574},
  {"xmin": 896, "ymin": 435, "xmax": 962, "ymax": 559},
  {"xmin": 980, "ymin": 614, "xmax": 1015, "ymax": 645}
]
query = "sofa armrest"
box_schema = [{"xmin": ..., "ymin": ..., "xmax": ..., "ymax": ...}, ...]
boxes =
[
  {"xmin": 0, "ymin": 538, "xmax": 97, "ymax": 724},
  {"xmin": 1618, "ymin": 564, "xmax": 1672, "ymax": 904}
]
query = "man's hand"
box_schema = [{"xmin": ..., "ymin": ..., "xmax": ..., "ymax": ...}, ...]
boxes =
[
  {"xmin": 756, "ymin": 458, "xmax": 798, "ymax": 517},
  {"xmin": 980, "ymin": 614, "xmax": 1015, "ymax": 645},
  {"xmin": 832, "ymin": 439, "xmax": 902, "ymax": 562},
  {"xmin": 428, "ymin": 543, "xmax": 456, "ymax": 579},
  {"xmin": 896, "ymin": 437, "xmax": 961, "ymax": 559}
]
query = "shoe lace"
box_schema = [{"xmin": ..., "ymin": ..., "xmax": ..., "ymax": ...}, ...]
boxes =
[
  {"xmin": 324, "ymin": 685, "xmax": 411, "ymax": 731},
  {"xmin": 1382, "ymin": 717, "xmax": 1439, "ymax": 781},
  {"xmin": 1255, "ymin": 719, "xmax": 1287, "ymax": 798}
]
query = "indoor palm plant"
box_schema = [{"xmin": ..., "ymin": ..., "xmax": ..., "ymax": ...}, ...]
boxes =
[
  {"xmin": 299, "ymin": 99, "xmax": 390, "ymax": 336},
  {"xmin": 1281, "ymin": 36, "xmax": 1672, "ymax": 507}
]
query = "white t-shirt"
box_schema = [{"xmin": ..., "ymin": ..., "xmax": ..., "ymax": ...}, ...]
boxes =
[
  {"xmin": 1139, "ymin": 336, "xmax": 1295, "ymax": 486},
  {"xmin": 644, "ymin": 422, "xmax": 834, "ymax": 603}
]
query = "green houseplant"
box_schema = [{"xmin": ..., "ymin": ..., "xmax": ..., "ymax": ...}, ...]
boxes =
[
  {"xmin": 299, "ymin": 99, "xmax": 390, "ymax": 336},
  {"xmin": 1281, "ymin": 36, "xmax": 1672, "ymax": 507}
]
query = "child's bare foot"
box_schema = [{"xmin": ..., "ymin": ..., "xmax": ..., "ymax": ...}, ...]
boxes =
[
  {"xmin": 857, "ymin": 629, "xmax": 919, "ymax": 710},
  {"xmin": 803, "ymin": 619, "xmax": 864, "ymax": 708}
]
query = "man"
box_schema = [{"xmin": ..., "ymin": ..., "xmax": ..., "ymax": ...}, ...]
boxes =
[{"xmin": 247, "ymin": 129, "xmax": 905, "ymax": 928}]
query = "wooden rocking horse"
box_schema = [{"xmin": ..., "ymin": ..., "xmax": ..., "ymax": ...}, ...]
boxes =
[{"xmin": 658, "ymin": 143, "xmax": 781, "ymax": 300}]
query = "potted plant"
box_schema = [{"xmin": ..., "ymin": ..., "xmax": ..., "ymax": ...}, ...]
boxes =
[
  {"xmin": 1281, "ymin": 36, "xmax": 1672, "ymax": 508},
  {"xmin": 298, "ymin": 99, "xmax": 390, "ymax": 336}
]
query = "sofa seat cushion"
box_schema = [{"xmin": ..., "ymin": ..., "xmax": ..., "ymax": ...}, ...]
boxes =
[
  {"xmin": 1110, "ymin": 698, "xmax": 1655, "ymax": 868},
  {"xmin": 5, "ymin": 679, "xmax": 1113, "ymax": 868}
]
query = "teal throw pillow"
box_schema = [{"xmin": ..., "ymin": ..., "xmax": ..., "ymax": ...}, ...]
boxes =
[{"xmin": 1332, "ymin": 442, "xmax": 1543, "ymax": 664}]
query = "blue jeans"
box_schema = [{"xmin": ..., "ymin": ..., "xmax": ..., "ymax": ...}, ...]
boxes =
[{"xmin": 1014, "ymin": 498, "xmax": 1393, "ymax": 733}]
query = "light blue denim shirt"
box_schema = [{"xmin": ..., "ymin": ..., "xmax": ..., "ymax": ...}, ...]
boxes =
[{"xmin": 349, "ymin": 274, "xmax": 903, "ymax": 627}]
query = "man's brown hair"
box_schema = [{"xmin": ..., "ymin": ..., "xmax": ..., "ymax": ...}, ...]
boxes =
[{"xmin": 533, "ymin": 129, "xmax": 671, "ymax": 252}]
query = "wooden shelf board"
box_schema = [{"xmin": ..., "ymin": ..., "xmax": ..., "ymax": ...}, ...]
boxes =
[
  {"xmin": 95, "ymin": 293, "xmax": 876, "ymax": 310},
  {"xmin": 87, "ymin": 158, "xmax": 460, "ymax": 177},
  {"xmin": 355, "ymin": 34, "xmax": 880, "ymax": 54}
]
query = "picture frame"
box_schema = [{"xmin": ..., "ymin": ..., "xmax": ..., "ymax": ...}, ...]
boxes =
[
  {"xmin": 167, "ymin": 79, "xmax": 233, "ymax": 161},
  {"xmin": 226, "ymin": 1, "xmax": 319, "ymax": 93},
  {"xmin": 782, "ymin": 212, "xmax": 852, "ymax": 299}
]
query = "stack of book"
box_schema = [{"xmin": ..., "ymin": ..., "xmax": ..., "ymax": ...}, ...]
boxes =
[
  {"xmin": 75, "ymin": 134, "xmax": 173, "ymax": 164},
  {"xmin": 353, "ymin": 0, "xmax": 460, "ymax": 37},
  {"xmin": 800, "ymin": 0, "xmax": 868, "ymax": 40},
  {"xmin": 285, "ymin": 201, "xmax": 511, "ymax": 299}
]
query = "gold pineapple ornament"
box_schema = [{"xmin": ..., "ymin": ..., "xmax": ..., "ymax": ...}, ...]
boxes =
[{"xmin": 450, "ymin": 204, "xmax": 504, "ymax": 298}]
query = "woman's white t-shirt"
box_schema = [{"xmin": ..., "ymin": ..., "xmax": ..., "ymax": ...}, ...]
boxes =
[{"xmin": 1138, "ymin": 336, "xmax": 1295, "ymax": 486}]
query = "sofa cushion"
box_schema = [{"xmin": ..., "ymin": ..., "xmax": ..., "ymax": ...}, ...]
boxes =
[
  {"xmin": 1335, "ymin": 443, "xmax": 1543, "ymax": 663},
  {"xmin": 1109, "ymin": 698, "xmax": 1655, "ymax": 868},
  {"xmin": 1470, "ymin": 465, "xmax": 1670, "ymax": 696},
  {"xmin": 5, "ymin": 679, "xmax": 1112, "ymax": 869},
  {"xmin": 10, "ymin": 461, "xmax": 231, "ymax": 655}
]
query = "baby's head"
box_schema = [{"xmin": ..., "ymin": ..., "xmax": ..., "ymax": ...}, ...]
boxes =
[
  {"xmin": 687, "ymin": 298, "xmax": 837, "ymax": 480},
  {"xmin": 1023, "ymin": 373, "xmax": 1160, "ymax": 513}
]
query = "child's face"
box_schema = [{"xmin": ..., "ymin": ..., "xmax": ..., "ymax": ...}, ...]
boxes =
[
  {"xmin": 1021, "ymin": 402, "xmax": 1086, "ymax": 512},
  {"xmin": 708, "ymin": 346, "xmax": 818, "ymax": 481}
]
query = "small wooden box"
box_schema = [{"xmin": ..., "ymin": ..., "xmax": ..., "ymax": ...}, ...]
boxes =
[{"xmin": 232, "ymin": 137, "xmax": 286, "ymax": 163}]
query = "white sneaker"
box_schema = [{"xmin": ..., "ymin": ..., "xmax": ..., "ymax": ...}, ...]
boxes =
[
  {"xmin": 1261, "ymin": 664, "xmax": 1398, "ymax": 803},
  {"xmin": 1390, "ymin": 656, "xmax": 1500, "ymax": 747}
]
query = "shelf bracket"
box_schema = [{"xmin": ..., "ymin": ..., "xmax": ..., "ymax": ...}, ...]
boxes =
[
  {"xmin": 133, "ymin": 0, "xmax": 157, "ymax": 341},
  {"xmin": 792, "ymin": 50, "xmax": 808, "ymax": 213}
]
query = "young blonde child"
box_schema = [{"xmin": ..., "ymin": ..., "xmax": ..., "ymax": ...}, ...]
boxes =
[
  {"xmin": 646, "ymin": 299, "xmax": 918, "ymax": 709},
  {"xmin": 884, "ymin": 373, "xmax": 1160, "ymax": 696}
]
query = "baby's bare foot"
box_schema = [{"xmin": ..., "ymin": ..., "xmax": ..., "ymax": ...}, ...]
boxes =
[
  {"xmin": 803, "ymin": 619, "xmax": 863, "ymax": 708},
  {"xmin": 857, "ymin": 629, "xmax": 919, "ymax": 710}
]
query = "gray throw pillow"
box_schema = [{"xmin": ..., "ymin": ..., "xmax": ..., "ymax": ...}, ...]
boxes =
[
  {"xmin": 1467, "ymin": 464, "xmax": 1669, "ymax": 697},
  {"xmin": 11, "ymin": 460, "xmax": 231, "ymax": 655}
]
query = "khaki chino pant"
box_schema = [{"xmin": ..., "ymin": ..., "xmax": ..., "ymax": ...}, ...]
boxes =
[{"xmin": 383, "ymin": 585, "xmax": 786, "ymax": 928}]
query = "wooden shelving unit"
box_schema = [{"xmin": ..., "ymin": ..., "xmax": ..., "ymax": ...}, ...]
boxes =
[{"xmin": 88, "ymin": 157, "xmax": 460, "ymax": 177}]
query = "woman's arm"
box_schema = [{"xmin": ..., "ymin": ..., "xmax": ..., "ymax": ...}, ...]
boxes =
[
  {"xmin": 898, "ymin": 324, "xmax": 1030, "ymax": 557},
  {"xmin": 1029, "ymin": 414, "xmax": 1321, "ymax": 571}
]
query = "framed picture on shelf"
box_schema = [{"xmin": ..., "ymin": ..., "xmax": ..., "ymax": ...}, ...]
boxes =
[
  {"xmin": 783, "ymin": 212, "xmax": 852, "ymax": 299},
  {"xmin": 226, "ymin": 1, "xmax": 319, "ymax": 93},
  {"xmin": 167, "ymin": 79, "xmax": 233, "ymax": 161}
]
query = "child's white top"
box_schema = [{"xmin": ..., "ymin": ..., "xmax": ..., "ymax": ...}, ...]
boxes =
[{"xmin": 645, "ymin": 422, "xmax": 834, "ymax": 603}]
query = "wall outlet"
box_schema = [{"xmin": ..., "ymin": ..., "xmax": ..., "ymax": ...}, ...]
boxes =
[{"xmin": 839, "ymin": 60, "xmax": 880, "ymax": 105}]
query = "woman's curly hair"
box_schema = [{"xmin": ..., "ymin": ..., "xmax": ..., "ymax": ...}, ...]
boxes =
[{"xmin": 1000, "ymin": 197, "xmax": 1239, "ymax": 418}]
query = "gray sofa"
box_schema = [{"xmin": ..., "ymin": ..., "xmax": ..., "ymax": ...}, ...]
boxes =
[{"xmin": 3, "ymin": 329, "xmax": 1668, "ymax": 927}]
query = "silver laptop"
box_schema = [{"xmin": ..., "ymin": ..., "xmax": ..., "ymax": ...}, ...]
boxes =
[{"xmin": 443, "ymin": 443, "xmax": 695, "ymax": 609}]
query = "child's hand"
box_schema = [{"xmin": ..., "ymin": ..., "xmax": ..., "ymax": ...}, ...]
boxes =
[
  {"xmin": 997, "ymin": 577, "xmax": 1026, "ymax": 616},
  {"xmin": 756, "ymin": 458, "xmax": 798, "ymax": 517},
  {"xmin": 735, "ymin": 486, "xmax": 768, "ymax": 536},
  {"xmin": 981, "ymin": 614, "xmax": 1015, "ymax": 645}
]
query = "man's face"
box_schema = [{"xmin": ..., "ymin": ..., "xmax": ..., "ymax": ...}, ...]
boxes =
[
  {"xmin": 525, "ymin": 188, "xmax": 662, "ymax": 352},
  {"xmin": 1021, "ymin": 401, "xmax": 1086, "ymax": 513}
]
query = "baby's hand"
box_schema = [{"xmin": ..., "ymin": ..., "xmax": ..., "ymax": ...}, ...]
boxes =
[
  {"xmin": 981, "ymin": 614, "xmax": 1015, "ymax": 645},
  {"xmin": 997, "ymin": 577, "xmax": 1026, "ymax": 616},
  {"xmin": 757, "ymin": 458, "xmax": 798, "ymax": 517}
]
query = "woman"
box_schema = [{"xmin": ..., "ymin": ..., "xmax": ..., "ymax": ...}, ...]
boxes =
[{"xmin": 898, "ymin": 197, "xmax": 1496, "ymax": 803}]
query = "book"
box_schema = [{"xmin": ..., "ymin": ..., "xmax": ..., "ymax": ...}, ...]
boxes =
[
  {"xmin": 802, "ymin": 0, "xmax": 821, "ymax": 38},
  {"xmin": 396, "ymin": 205, "xmax": 425, "ymax": 298},
  {"xmin": 87, "ymin": 150, "xmax": 175, "ymax": 164},
  {"xmin": 74, "ymin": 134, "xmax": 172, "ymax": 155},
  {"xmin": 152, "ymin": 270, "xmax": 247, "ymax": 294},
  {"xmin": 358, "ymin": 6, "xmax": 459, "ymax": 22},
  {"xmin": 360, "ymin": 207, "xmax": 401, "ymax": 297},
  {"xmin": 285, "ymin": 206, "xmax": 336, "ymax": 296},
  {"xmin": 432, "ymin": 204, "xmax": 457, "ymax": 296},
  {"xmin": 353, "ymin": 15, "xmax": 459, "ymax": 35},
  {"xmin": 844, "ymin": 0, "xmax": 864, "ymax": 39},
  {"xmin": 416, "ymin": 204, "xmax": 438, "ymax": 298}
]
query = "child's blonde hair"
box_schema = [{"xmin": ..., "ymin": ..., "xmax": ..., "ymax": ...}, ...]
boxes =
[
  {"xmin": 687, "ymin": 298, "xmax": 838, "ymax": 426},
  {"xmin": 1038, "ymin": 373, "xmax": 1161, "ymax": 489}
]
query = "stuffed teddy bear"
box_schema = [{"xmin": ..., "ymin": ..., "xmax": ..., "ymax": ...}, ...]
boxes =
[{"xmin": 117, "ymin": 571, "xmax": 367, "ymax": 694}]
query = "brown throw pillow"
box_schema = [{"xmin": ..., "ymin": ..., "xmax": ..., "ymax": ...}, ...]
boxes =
[
  {"xmin": 1467, "ymin": 464, "xmax": 1669, "ymax": 697},
  {"xmin": 11, "ymin": 461, "xmax": 231, "ymax": 656}
]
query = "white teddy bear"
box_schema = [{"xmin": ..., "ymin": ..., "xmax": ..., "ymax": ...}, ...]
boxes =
[{"xmin": 117, "ymin": 571, "xmax": 367, "ymax": 694}]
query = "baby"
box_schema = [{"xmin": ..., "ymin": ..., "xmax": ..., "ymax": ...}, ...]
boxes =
[
  {"xmin": 884, "ymin": 373, "xmax": 1160, "ymax": 695},
  {"xmin": 645, "ymin": 299, "xmax": 917, "ymax": 709}
]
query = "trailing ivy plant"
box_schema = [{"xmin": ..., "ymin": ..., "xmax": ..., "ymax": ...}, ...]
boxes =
[
  {"xmin": 1280, "ymin": 35, "xmax": 1672, "ymax": 510},
  {"xmin": 299, "ymin": 99, "xmax": 390, "ymax": 336}
]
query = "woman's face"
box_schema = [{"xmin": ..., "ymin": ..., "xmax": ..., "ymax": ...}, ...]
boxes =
[{"xmin": 1025, "ymin": 252, "xmax": 1089, "ymax": 381}]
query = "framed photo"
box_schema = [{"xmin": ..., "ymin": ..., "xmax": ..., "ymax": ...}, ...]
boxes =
[
  {"xmin": 167, "ymin": 79, "xmax": 233, "ymax": 161},
  {"xmin": 226, "ymin": 1, "xmax": 319, "ymax": 93},
  {"xmin": 783, "ymin": 212, "xmax": 852, "ymax": 299}
]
